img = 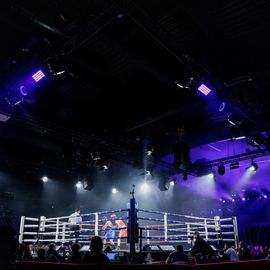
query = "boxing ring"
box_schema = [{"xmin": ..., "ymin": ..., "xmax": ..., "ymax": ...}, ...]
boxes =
[{"xmin": 19, "ymin": 204, "xmax": 239, "ymax": 251}]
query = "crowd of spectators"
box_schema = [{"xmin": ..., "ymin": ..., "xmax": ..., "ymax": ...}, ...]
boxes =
[{"xmin": 1, "ymin": 222, "xmax": 270, "ymax": 268}]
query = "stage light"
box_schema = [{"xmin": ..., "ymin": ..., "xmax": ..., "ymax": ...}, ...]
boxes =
[
  {"xmin": 232, "ymin": 199, "xmax": 235, "ymax": 202},
  {"xmin": 197, "ymin": 84, "xmax": 212, "ymax": 96},
  {"xmin": 112, "ymin": 188, "xmax": 118, "ymax": 194},
  {"xmin": 169, "ymin": 180, "xmax": 175, "ymax": 186},
  {"xmin": 242, "ymin": 197, "xmax": 246, "ymax": 201},
  {"xmin": 218, "ymin": 102, "xmax": 226, "ymax": 112},
  {"xmin": 218, "ymin": 164, "xmax": 225, "ymax": 175},
  {"xmin": 263, "ymin": 195, "xmax": 268, "ymax": 199},
  {"xmin": 32, "ymin": 70, "xmax": 45, "ymax": 82},
  {"xmin": 230, "ymin": 161, "xmax": 239, "ymax": 170},
  {"xmin": 19, "ymin": 85, "xmax": 28, "ymax": 96},
  {"xmin": 103, "ymin": 165, "xmax": 109, "ymax": 170},
  {"xmin": 248, "ymin": 162, "xmax": 258, "ymax": 172},
  {"xmin": 76, "ymin": 181, "xmax": 83, "ymax": 188},
  {"xmin": 41, "ymin": 176, "xmax": 48, "ymax": 182},
  {"xmin": 222, "ymin": 200, "xmax": 226, "ymax": 203},
  {"xmin": 141, "ymin": 182, "xmax": 150, "ymax": 192}
]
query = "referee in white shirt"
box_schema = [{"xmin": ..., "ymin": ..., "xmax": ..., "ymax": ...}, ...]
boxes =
[{"xmin": 68, "ymin": 208, "xmax": 82, "ymax": 240}]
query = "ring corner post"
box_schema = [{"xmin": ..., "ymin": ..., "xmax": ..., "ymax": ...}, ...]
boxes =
[
  {"xmin": 128, "ymin": 197, "xmax": 138, "ymax": 259},
  {"xmin": 19, "ymin": 216, "xmax": 25, "ymax": 244},
  {"xmin": 232, "ymin": 216, "xmax": 239, "ymax": 248}
]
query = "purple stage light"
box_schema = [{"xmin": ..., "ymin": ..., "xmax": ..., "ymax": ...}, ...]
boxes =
[
  {"xmin": 19, "ymin": 85, "xmax": 27, "ymax": 96},
  {"xmin": 32, "ymin": 70, "xmax": 45, "ymax": 82},
  {"xmin": 198, "ymin": 84, "xmax": 212, "ymax": 96},
  {"xmin": 263, "ymin": 195, "xmax": 268, "ymax": 199},
  {"xmin": 222, "ymin": 200, "xmax": 226, "ymax": 203},
  {"xmin": 242, "ymin": 197, "xmax": 246, "ymax": 201},
  {"xmin": 232, "ymin": 199, "xmax": 235, "ymax": 202}
]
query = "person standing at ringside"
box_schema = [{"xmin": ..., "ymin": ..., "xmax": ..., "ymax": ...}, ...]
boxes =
[{"xmin": 68, "ymin": 208, "xmax": 82, "ymax": 240}]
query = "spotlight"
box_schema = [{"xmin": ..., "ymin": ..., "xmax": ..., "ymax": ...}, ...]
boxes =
[
  {"xmin": 222, "ymin": 200, "xmax": 226, "ymax": 203},
  {"xmin": 263, "ymin": 195, "xmax": 268, "ymax": 199},
  {"xmin": 232, "ymin": 199, "xmax": 235, "ymax": 202},
  {"xmin": 248, "ymin": 162, "xmax": 258, "ymax": 172},
  {"xmin": 76, "ymin": 181, "xmax": 83, "ymax": 188},
  {"xmin": 169, "ymin": 180, "xmax": 175, "ymax": 186},
  {"xmin": 41, "ymin": 176, "xmax": 48, "ymax": 182},
  {"xmin": 242, "ymin": 197, "xmax": 246, "ymax": 201},
  {"xmin": 141, "ymin": 182, "xmax": 150, "ymax": 192},
  {"xmin": 32, "ymin": 70, "xmax": 45, "ymax": 82},
  {"xmin": 197, "ymin": 83, "xmax": 212, "ymax": 96},
  {"xmin": 103, "ymin": 165, "xmax": 109, "ymax": 170},
  {"xmin": 218, "ymin": 102, "xmax": 226, "ymax": 112},
  {"xmin": 19, "ymin": 85, "xmax": 28, "ymax": 96},
  {"xmin": 230, "ymin": 161, "xmax": 239, "ymax": 170},
  {"xmin": 112, "ymin": 188, "xmax": 118, "ymax": 194},
  {"xmin": 218, "ymin": 164, "xmax": 225, "ymax": 175}
]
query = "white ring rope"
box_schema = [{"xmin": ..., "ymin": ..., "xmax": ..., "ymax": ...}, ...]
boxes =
[{"xmin": 20, "ymin": 209, "xmax": 238, "ymax": 247}]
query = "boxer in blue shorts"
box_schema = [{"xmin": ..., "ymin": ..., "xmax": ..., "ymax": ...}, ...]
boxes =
[{"xmin": 102, "ymin": 216, "xmax": 115, "ymax": 245}]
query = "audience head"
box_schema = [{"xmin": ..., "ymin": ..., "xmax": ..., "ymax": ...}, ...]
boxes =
[
  {"xmin": 176, "ymin": 245, "xmax": 184, "ymax": 252},
  {"xmin": 90, "ymin": 236, "xmax": 103, "ymax": 252},
  {"xmin": 239, "ymin": 241, "xmax": 246, "ymax": 248},
  {"xmin": 37, "ymin": 248, "xmax": 46, "ymax": 260},
  {"xmin": 75, "ymin": 208, "xmax": 81, "ymax": 214},
  {"xmin": 48, "ymin": 243, "xmax": 56, "ymax": 251},
  {"xmin": 72, "ymin": 243, "xmax": 80, "ymax": 254}
]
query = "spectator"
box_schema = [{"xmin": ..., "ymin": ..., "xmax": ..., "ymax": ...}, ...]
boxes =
[
  {"xmin": 66, "ymin": 243, "xmax": 82, "ymax": 263},
  {"xmin": 223, "ymin": 242, "xmax": 239, "ymax": 261},
  {"xmin": 166, "ymin": 245, "xmax": 188, "ymax": 264},
  {"xmin": 46, "ymin": 243, "xmax": 63, "ymax": 262},
  {"xmin": 22, "ymin": 244, "xmax": 33, "ymax": 261},
  {"xmin": 238, "ymin": 241, "xmax": 251, "ymax": 260},
  {"xmin": 82, "ymin": 236, "xmax": 110, "ymax": 264},
  {"xmin": 35, "ymin": 248, "xmax": 46, "ymax": 262},
  {"xmin": 0, "ymin": 224, "xmax": 19, "ymax": 270}
]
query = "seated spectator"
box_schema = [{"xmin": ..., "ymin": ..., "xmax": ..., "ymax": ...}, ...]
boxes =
[
  {"xmin": 238, "ymin": 241, "xmax": 251, "ymax": 260},
  {"xmin": 82, "ymin": 236, "xmax": 110, "ymax": 264},
  {"xmin": 66, "ymin": 243, "xmax": 82, "ymax": 263},
  {"xmin": 22, "ymin": 244, "xmax": 33, "ymax": 261},
  {"xmin": 0, "ymin": 223, "xmax": 19, "ymax": 270},
  {"xmin": 191, "ymin": 231, "xmax": 213, "ymax": 256},
  {"xmin": 166, "ymin": 245, "xmax": 188, "ymax": 264},
  {"xmin": 46, "ymin": 243, "xmax": 63, "ymax": 262},
  {"xmin": 223, "ymin": 242, "xmax": 239, "ymax": 261},
  {"xmin": 35, "ymin": 248, "xmax": 46, "ymax": 262}
]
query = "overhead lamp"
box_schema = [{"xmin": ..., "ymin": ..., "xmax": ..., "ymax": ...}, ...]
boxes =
[
  {"xmin": 75, "ymin": 181, "xmax": 83, "ymax": 189},
  {"xmin": 32, "ymin": 70, "xmax": 45, "ymax": 82},
  {"xmin": 247, "ymin": 162, "xmax": 258, "ymax": 172},
  {"xmin": 197, "ymin": 83, "xmax": 212, "ymax": 96},
  {"xmin": 230, "ymin": 161, "xmax": 239, "ymax": 170},
  {"xmin": 41, "ymin": 176, "xmax": 48, "ymax": 182},
  {"xmin": 218, "ymin": 164, "xmax": 225, "ymax": 175}
]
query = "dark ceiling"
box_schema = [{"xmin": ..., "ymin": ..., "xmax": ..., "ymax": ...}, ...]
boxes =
[{"xmin": 1, "ymin": 0, "xmax": 270, "ymax": 175}]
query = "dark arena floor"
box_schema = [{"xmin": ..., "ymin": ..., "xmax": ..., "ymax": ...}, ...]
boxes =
[{"xmin": 1, "ymin": 0, "xmax": 270, "ymax": 269}]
